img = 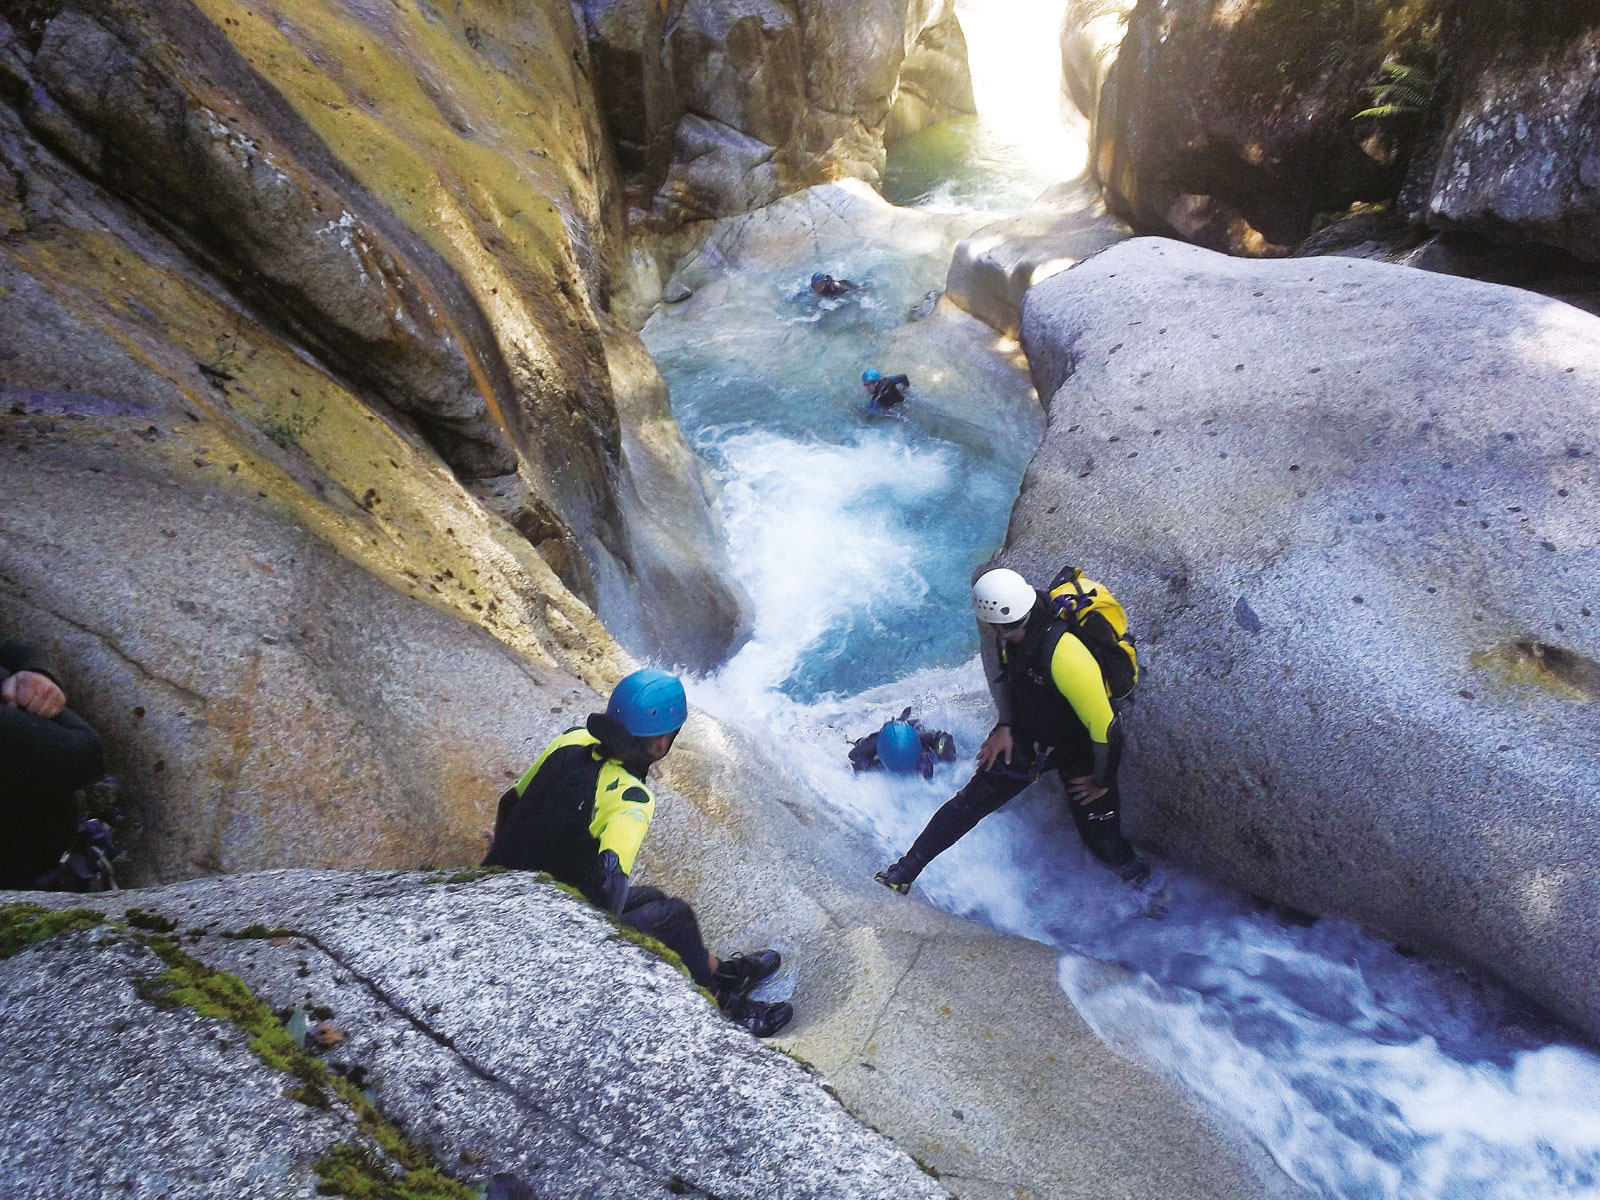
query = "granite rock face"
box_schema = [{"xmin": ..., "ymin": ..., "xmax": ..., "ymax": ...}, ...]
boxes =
[
  {"xmin": 579, "ymin": 0, "xmax": 975, "ymax": 222},
  {"xmin": 0, "ymin": 871, "xmax": 948, "ymax": 1199},
  {"xmin": 1402, "ymin": 1, "xmax": 1600, "ymax": 262},
  {"xmin": 1091, "ymin": 0, "xmax": 1439, "ymax": 254},
  {"xmin": 1018, "ymin": 237, "xmax": 1600, "ymax": 1038},
  {"xmin": 0, "ymin": 0, "xmax": 744, "ymax": 673},
  {"xmin": 945, "ymin": 176, "xmax": 1130, "ymax": 337}
]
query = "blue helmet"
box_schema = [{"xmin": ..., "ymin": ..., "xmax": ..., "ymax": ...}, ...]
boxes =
[
  {"xmin": 862, "ymin": 368, "xmax": 881, "ymax": 383},
  {"xmin": 811, "ymin": 271, "xmax": 829, "ymax": 286},
  {"xmin": 606, "ymin": 669, "xmax": 687, "ymax": 737},
  {"xmin": 877, "ymin": 720, "xmax": 921, "ymax": 775}
]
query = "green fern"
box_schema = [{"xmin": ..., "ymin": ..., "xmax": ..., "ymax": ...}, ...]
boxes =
[{"xmin": 1353, "ymin": 60, "xmax": 1434, "ymax": 120}]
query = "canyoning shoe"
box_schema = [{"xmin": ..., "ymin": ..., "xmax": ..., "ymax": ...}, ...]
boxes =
[
  {"xmin": 874, "ymin": 859, "xmax": 918, "ymax": 895},
  {"xmin": 721, "ymin": 992, "xmax": 794, "ymax": 1038},
  {"xmin": 712, "ymin": 949, "xmax": 782, "ymax": 997}
]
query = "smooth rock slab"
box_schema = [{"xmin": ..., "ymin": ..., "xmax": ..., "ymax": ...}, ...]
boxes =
[
  {"xmin": 1017, "ymin": 237, "xmax": 1600, "ymax": 1038},
  {"xmin": 946, "ymin": 176, "xmax": 1129, "ymax": 337}
]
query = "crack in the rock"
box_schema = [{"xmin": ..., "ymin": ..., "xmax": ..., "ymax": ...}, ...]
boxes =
[
  {"xmin": 0, "ymin": 576, "xmax": 210, "ymax": 706},
  {"xmin": 292, "ymin": 929, "xmax": 720, "ymax": 1199},
  {"xmin": 856, "ymin": 934, "xmax": 928, "ymax": 1062}
]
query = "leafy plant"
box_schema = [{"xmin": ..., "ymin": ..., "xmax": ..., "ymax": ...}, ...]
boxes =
[{"xmin": 1354, "ymin": 59, "xmax": 1435, "ymax": 119}]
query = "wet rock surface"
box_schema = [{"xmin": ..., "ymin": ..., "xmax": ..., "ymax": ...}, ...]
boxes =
[
  {"xmin": 0, "ymin": 871, "xmax": 947, "ymax": 1199},
  {"xmin": 1017, "ymin": 237, "xmax": 1600, "ymax": 1039}
]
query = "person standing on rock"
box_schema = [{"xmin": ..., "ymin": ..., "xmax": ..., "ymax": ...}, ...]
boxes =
[
  {"xmin": 0, "ymin": 637, "xmax": 105, "ymax": 888},
  {"xmin": 875, "ymin": 569, "xmax": 1151, "ymax": 895},
  {"xmin": 483, "ymin": 669, "xmax": 793, "ymax": 1037}
]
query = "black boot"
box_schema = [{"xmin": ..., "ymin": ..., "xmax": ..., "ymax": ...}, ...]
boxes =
[
  {"xmin": 712, "ymin": 949, "xmax": 781, "ymax": 997},
  {"xmin": 874, "ymin": 857, "xmax": 921, "ymax": 895},
  {"xmin": 720, "ymin": 991, "xmax": 794, "ymax": 1038}
]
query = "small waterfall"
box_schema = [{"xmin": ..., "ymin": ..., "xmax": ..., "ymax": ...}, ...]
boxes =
[{"xmin": 639, "ymin": 5, "xmax": 1600, "ymax": 1193}]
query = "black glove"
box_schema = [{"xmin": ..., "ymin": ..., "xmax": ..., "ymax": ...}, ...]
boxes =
[{"xmin": 595, "ymin": 850, "xmax": 630, "ymax": 916}]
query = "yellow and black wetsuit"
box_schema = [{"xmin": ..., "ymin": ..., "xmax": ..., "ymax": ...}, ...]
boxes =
[
  {"xmin": 483, "ymin": 725, "xmax": 656, "ymax": 910},
  {"xmin": 483, "ymin": 718, "xmax": 718, "ymax": 989},
  {"xmin": 895, "ymin": 601, "xmax": 1140, "ymax": 879}
]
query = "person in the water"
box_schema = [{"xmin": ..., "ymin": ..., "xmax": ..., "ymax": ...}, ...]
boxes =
[
  {"xmin": 484, "ymin": 669, "xmax": 793, "ymax": 1037},
  {"xmin": 875, "ymin": 568, "xmax": 1150, "ymax": 895},
  {"xmin": 848, "ymin": 709, "xmax": 957, "ymax": 780},
  {"xmin": 862, "ymin": 369, "xmax": 910, "ymax": 414},
  {"xmin": 810, "ymin": 271, "xmax": 856, "ymax": 297}
]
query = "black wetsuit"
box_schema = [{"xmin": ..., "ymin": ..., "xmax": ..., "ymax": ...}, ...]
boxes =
[
  {"xmin": 868, "ymin": 375, "xmax": 910, "ymax": 412},
  {"xmin": 484, "ymin": 715, "xmax": 715, "ymax": 990},
  {"xmin": 848, "ymin": 720, "xmax": 957, "ymax": 780},
  {"xmin": 897, "ymin": 605, "xmax": 1138, "ymax": 879},
  {"xmin": 0, "ymin": 640, "xmax": 104, "ymax": 888}
]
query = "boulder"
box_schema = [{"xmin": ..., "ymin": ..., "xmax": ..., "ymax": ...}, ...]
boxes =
[
  {"xmin": 1018, "ymin": 237, "xmax": 1600, "ymax": 1039},
  {"xmin": 884, "ymin": 9, "xmax": 976, "ymax": 143},
  {"xmin": 1059, "ymin": 0, "xmax": 1135, "ymax": 143},
  {"xmin": 1092, "ymin": 0, "xmax": 1438, "ymax": 254},
  {"xmin": 579, "ymin": 0, "xmax": 975, "ymax": 223},
  {"xmin": 0, "ymin": 0, "xmax": 744, "ymax": 671},
  {"xmin": 946, "ymin": 176, "xmax": 1130, "ymax": 337},
  {"xmin": 0, "ymin": 871, "xmax": 948, "ymax": 1199},
  {"xmin": 1402, "ymin": 0, "xmax": 1600, "ymax": 263}
]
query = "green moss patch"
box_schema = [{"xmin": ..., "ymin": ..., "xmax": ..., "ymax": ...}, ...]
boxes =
[
  {"xmin": 134, "ymin": 934, "xmax": 476, "ymax": 1199},
  {"xmin": 313, "ymin": 1142, "xmax": 479, "ymax": 1200},
  {"xmin": 0, "ymin": 903, "xmax": 106, "ymax": 958},
  {"xmin": 422, "ymin": 867, "xmax": 506, "ymax": 886}
]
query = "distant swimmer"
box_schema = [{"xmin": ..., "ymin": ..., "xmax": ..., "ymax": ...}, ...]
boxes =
[
  {"xmin": 861, "ymin": 369, "xmax": 910, "ymax": 415},
  {"xmin": 810, "ymin": 271, "xmax": 857, "ymax": 297}
]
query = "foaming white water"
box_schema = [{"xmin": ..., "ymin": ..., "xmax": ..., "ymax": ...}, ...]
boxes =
[{"xmin": 1059, "ymin": 934, "xmax": 1600, "ymax": 1198}]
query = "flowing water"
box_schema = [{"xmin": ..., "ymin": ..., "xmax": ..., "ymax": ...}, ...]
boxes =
[{"xmin": 641, "ymin": 3, "xmax": 1600, "ymax": 1195}]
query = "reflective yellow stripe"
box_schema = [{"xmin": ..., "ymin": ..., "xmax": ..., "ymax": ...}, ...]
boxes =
[
  {"xmin": 591, "ymin": 763, "xmax": 655, "ymax": 876},
  {"xmin": 514, "ymin": 727, "xmax": 596, "ymax": 795},
  {"xmin": 1048, "ymin": 632, "xmax": 1114, "ymax": 743}
]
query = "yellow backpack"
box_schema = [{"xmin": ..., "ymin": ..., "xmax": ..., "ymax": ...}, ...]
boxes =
[{"xmin": 1047, "ymin": 566, "xmax": 1138, "ymax": 699}]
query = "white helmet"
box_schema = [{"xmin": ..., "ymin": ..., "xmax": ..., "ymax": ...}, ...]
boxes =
[{"xmin": 972, "ymin": 568, "xmax": 1036, "ymax": 625}]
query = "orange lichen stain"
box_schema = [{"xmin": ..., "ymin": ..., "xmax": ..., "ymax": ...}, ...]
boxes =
[{"xmin": 1471, "ymin": 641, "xmax": 1597, "ymax": 704}]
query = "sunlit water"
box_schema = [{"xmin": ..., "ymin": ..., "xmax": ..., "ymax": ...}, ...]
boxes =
[{"xmin": 641, "ymin": 4, "xmax": 1600, "ymax": 1195}]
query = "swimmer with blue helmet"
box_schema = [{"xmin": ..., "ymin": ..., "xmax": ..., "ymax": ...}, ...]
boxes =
[
  {"xmin": 810, "ymin": 271, "xmax": 856, "ymax": 297},
  {"xmin": 848, "ymin": 708, "xmax": 957, "ymax": 780},
  {"xmin": 862, "ymin": 368, "xmax": 911, "ymax": 414}
]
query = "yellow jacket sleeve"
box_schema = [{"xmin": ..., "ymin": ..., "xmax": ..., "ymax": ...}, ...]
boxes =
[
  {"xmin": 1048, "ymin": 632, "xmax": 1115, "ymax": 743},
  {"xmin": 589, "ymin": 763, "xmax": 656, "ymax": 876}
]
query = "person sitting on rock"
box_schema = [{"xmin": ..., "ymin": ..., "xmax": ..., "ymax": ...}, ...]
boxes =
[
  {"xmin": 861, "ymin": 369, "xmax": 910, "ymax": 414},
  {"xmin": 809, "ymin": 271, "xmax": 856, "ymax": 298},
  {"xmin": 875, "ymin": 569, "xmax": 1150, "ymax": 895},
  {"xmin": 1, "ymin": 637, "xmax": 106, "ymax": 889},
  {"xmin": 483, "ymin": 669, "xmax": 793, "ymax": 1037},
  {"xmin": 848, "ymin": 708, "xmax": 957, "ymax": 781}
]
